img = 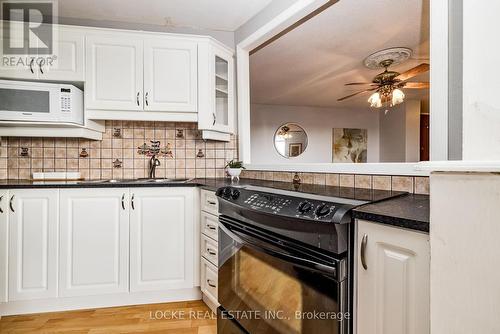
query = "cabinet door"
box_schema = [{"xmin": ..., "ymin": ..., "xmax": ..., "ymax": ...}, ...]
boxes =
[
  {"xmin": 198, "ymin": 42, "xmax": 234, "ymax": 134},
  {"xmin": 143, "ymin": 38, "xmax": 197, "ymax": 112},
  {"xmin": 0, "ymin": 190, "xmax": 9, "ymax": 303},
  {"xmin": 8, "ymin": 189, "xmax": 58, "ymax": 301},
  {"xmin": 130, "ymin": 187, "xmax": 195, "ymax": 292},
  {"xmin": 86, "ymin": 35, "xmax": 143, "ymax": 111},
  {"xmin": 39, "ymin": 27, "xmax": 85, "ymax": 81},
  {"xmin": 211, "ymin": 48, "xmax": 234, "ymax": 133},
  {"xmin": 0, "ymin": 20, "xmax": 39, "ymax": 80},
  {"xmin": 357, "ymin": 220, "xmax": 430, "ymax": 334},
  {"xmin": 59, "ymin": 189, "xmax": 129, "ymax": 297}
]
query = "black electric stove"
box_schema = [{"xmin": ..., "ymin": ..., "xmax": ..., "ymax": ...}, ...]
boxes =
[{"xmin": 215, "ymin": 184, "xmax": 401, "ymax": 334}]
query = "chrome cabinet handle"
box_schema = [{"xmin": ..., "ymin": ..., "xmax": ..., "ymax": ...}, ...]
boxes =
[
  {"xmin": 29, "ymin": 58, "xmax": 34, "ymax": 74},
  {"xmin": 9, "ymin": 195, "xmax": 14, "ymax": 213},
  {"xmin": 360, "ymin": 234, "xmax": 368, "ymax": 270},
  {"xmin": 121, "ymin": 193, "xmax": 125, "ymax": 210},
  {"xmin": 207, "ymin": 248, "xmax": 216, "ymax": 256},
  {"xmin": 206, "ymin": 224, "xmax": 216, "ymax": 230},
  {"xmin": 212, "ymin": 113, "xmax": 216, "ymax": 126},
  {"xmin": 136, "ymin": 92, "xmax": 140, "ymax": 106},
  {"xmin": 145, "ymin": 92, "xmax": 149, "ymax": 106},
  {"xmin": 131, "ymin": 194, "xmax": 135, "ymax": 210},
  {"xmin": 207, "ymin": 279, "xmax": 216, "ymax": 288},
  {"xmin": 0, "ymin": 195, "xmax": 3, "ymax": 213}
]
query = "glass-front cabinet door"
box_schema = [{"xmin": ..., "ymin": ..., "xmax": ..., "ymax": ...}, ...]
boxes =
[
  {"xmin": 198, "ymin": 40, "xmax": 234, "ymax": 138},
  {"xmin": 214, "ymin": 55, "xmax": 230, "ymax": 130}
]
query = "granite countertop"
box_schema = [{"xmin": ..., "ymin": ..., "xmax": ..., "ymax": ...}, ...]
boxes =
[
  {"xmin": 0, "ymin": 177, "xmax": 429, "ymax": 232},
  {"xmin": 0, "ymin": 178, "xmax": 404, "ymax": 202},
  {"xmin": 353, "ymin": 194, "xmax": 430, "ymax": 232}
]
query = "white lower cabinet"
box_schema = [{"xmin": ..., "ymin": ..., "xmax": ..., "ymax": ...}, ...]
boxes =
[
  {"xmin": 356, "ymin": 220, "xmax": 430, "ymax": 334},
  {"xmin": 199, "ymin": 189, "xmax": 219, "ymax": 312},
  {"xmin": 8, "ymin": 189, "xmax": 59, "ymax": 301},
  {"xmin": 59, "ymin": 189, "xmax": 130, "ymax": 297},
  {"xmin": 0, "ymin": 190, "xmax": 9, "ymax": 303},
  {"xmin": 130, "ymin": 188, "xmax": 195, "ymax": 292}
]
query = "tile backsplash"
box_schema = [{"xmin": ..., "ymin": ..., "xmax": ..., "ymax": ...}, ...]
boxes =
[
  {"xmin": 0, "ymin": 121, "xmax": 429, "ymax": 195},
  {"xmin": 0, "ymin": 121, "xmax": 238, "ymax": 180},
  {"xmin": 240, "ymin": 170, "xmax": 429, "ymax": 195}
]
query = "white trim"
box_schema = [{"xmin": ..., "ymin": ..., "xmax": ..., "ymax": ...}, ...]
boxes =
[
  {"xmin": 0, "ymin": 288, "xmax": 201, "ymax": 316},
  {"xmin": 416, "ymin": 161, "xmax": 500, "ymax": 173},
  {"xmin": 245, "ymin": 163, "xmax": 429, "ymax": 176},
  {"xmin": 86, "ymin": 110, "xmax": 198, "ymax": 122},
  {"xmin": 236, "ymin": 0, "xmax": 449, "ymax": 175},
  {"xmin": 236, "ymin": 0, "xmax": 330, "ymax": 164},
  {"xmin": 0, "ymin": 126, "xmax": 103, "ymax": 140},
  {"xmin": 430, "ymin": 0, "xmax": 449, "ymax": 160}
]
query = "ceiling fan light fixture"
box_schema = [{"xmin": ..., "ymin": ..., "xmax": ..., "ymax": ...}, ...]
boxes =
[
  {"xmin": 368, "ymin": 92, "xmax": 382, "ymax": 108},
  {"xmin": 391, "ymin": 88, "xmax": 405, "ymax": 106}
]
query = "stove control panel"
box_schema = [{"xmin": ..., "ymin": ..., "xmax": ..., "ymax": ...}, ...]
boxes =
[{"xmin": 216, "ymin": 186, "xmax": 344, "ymax": 222}]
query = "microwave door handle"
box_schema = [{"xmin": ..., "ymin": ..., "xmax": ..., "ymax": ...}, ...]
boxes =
[{"xmin": 219, "ymin": 221, "xmax": 336, "ymax": 276}]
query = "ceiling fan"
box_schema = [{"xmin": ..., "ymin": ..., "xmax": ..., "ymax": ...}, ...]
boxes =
[{"xmin": 337, "ymin": 48, "xmax": 429, "ymax": 109}]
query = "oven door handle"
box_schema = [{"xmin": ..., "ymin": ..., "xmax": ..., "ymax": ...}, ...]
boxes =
[{"xmin": 219, "ymin": 220, "xmax": 337, "ymax": 277}]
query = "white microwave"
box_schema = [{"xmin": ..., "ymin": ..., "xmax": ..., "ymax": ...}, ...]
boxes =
[{"xmin": 0, "ymin": 80, "xmax": 83, "ymax": 125}]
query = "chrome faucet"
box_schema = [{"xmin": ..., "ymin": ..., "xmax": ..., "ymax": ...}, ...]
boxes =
[{"xmin": 148, "ymin": 154, "xmax": 160, "ymax": 179}]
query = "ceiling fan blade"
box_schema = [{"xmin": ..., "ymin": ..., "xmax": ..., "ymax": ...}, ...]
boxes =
[
  {"xmin": 404, "ymin": 82, "xmax": 430, "ymax": 89},
  {"xmin": 345, "ymin": 82, "xmax": 376, "ymax": 86},
  {"xmin": 337, "ymin": 88, "xmax": 377, "ymax": 102},
  {"xmin": 395, "ymin": 63, "xmax": 430, "ymax": 81}
]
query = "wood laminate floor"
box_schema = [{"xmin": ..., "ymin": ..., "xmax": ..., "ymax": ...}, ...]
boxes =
[{"xmin": 0, "ymin": 300, "xmax": 217, "ymax": 334}]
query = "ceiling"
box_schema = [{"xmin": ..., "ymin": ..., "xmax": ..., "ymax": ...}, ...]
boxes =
[
  {"xmin": 57, "ymin": 0, "xmax": 273, "ymax": 32},
  {"xmin": 250, "ymin": 0, "xmax": 430, "ymax": 109}
]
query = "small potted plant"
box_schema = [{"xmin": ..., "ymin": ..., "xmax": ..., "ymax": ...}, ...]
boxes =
[{"xmin": 225, "ymin": 160, "xmax": 245, "ymax": 182}]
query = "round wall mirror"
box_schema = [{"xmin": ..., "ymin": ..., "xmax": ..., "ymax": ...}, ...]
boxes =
[{"xmin": 274, "ymin": 123, "xmax": 308, "ymax": 158}]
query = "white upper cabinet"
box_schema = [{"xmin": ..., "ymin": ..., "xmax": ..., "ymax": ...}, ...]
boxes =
[
  {"xmin": 198, "ymin": 41, "xmax": 235, "ymax": 139},
  {"xmin": 8, "ymin": 189, "xmax": 58, "ymax": 301},
  {"xmin": 144, "ymin": 38, "xmax": 197, "ymax": 112},
  {"xmin": 40, "ymin": 27, "xmax": 85, "ymax": 81},
  {"xmin": 130, "ymin": 187, "xmax": 196, "ymax": 292},
  {"xmin": 59, "ymin": 189, "xmax": 130, "ymax": 297},
  {"xmin": 0, "ymin": 26, "xmax": 85, "ymax": 81},
  {"xmin": 85, "ymin": 34, "xmax": 143, "ymax": 111},
  {"xmin": 357, "ymin": 220, "xmax": 430, "ymax": 334}
]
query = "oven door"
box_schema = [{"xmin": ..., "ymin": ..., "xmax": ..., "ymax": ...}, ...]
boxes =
[
  {"xmin": 218, "ymin": 216, "xmax": 348, "ymax": 334},
  {"xmin": 0, "ymin": 80, "xmax": 59, "ymax": 122}
]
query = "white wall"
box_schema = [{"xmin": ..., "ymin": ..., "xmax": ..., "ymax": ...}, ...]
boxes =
[
  {"xmin": 250, "ymin": 104, "xmax": 380, "ymax": 164},
  {"xmin": 431, "ymin": 172, "xmax": 500, "ymax": 334},
  {"xmin": 379, "ymin": 101, "xmax": 421, "ymax": 162},
  {"xmin": 462, "ymin": 1, "xmax": 500, "ymax": 160}
]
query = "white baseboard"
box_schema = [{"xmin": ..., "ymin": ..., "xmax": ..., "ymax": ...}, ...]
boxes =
[
  {"xmin": 0, "ymin": 288, "xmax": 201, "ymax": 316},
  {"xmin": 202, "ymin": 292, "xmax": 219, "ymax": 313}
]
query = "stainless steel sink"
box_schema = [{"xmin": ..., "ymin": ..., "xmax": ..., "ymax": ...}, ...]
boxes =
[
  {"xmin": 79, "ymin": 178, "xmax": 193, "ymax": 184},
  {"xmin": 135, "ymin": 178, "xmax": 193, "ymax": 183}
]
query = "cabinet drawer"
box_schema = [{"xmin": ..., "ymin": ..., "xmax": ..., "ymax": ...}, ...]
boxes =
[
  {"xmin": 201, "ymin": 190, "xmax": 219, "ymax": 215},
  {"xmin": 201, "ymin": 258, "xmax": 218, "ymax": 301},
  {"xmin": 201, "ymin": 212, "xmax": 218, "ymax": 241},
  {"xmin": 201, "ymin": 234, "xmax": 218, "ymax": 266}
]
